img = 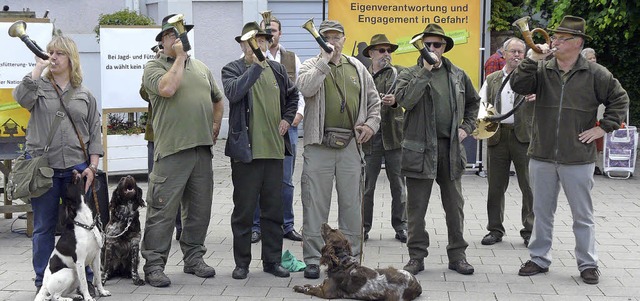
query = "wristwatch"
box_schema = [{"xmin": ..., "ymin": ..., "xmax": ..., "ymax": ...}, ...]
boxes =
[{"xmin": 89, "ymin": 164, "xmax": 98, "ymax": 174}]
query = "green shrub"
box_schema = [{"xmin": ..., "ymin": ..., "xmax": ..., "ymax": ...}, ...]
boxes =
[{"xmin": 94, "ymin": 8, "xmax": 154, "ymax": 42}]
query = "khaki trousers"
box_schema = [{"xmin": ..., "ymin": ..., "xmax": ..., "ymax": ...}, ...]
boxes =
[
  {"xmin": 301, "ymin": 140, "xmax": 363, "ymax": 265},
  {"xmin": 142, "ymin": 146, "xmax": 213, "ymax": 273}
]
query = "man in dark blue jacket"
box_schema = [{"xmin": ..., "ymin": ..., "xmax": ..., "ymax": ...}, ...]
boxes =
[{"xmin": 221, "ymin": 22, "xmax": 298, "ymax": 280}]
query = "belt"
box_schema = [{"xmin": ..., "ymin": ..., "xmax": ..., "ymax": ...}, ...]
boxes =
[{"xmin": 500, "ymin": 123, "xmax": 515, "ymax": 129}]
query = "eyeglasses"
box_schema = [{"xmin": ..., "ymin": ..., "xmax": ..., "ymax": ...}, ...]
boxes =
[
  {"xmin": 506, "ymin": 49, "xmax": 525, "ymax": 55},
  {"xmin": 550, "ymin": 36, "xmax": 577, "ymax": 43},
  {"xmin": 375, "ymin": 48, "xmax": 393, "ymax": 54},
  {"xmin": 424, "ymin": 42, "xmax": 446, "ymax": 49}
]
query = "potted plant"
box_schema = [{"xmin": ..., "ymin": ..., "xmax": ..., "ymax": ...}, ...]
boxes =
[
  {"xmin": 105, "ymin": 113, "xmax": 148, "ymax": 173},
  {"xmin": 96, "ymin": 9, "xmax": 154, "ymax": 173}
]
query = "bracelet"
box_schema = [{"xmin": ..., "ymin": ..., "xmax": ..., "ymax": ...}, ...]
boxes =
[{"xmin": 89, "ymin": 164, "xmax": 98, "ymax": 174}]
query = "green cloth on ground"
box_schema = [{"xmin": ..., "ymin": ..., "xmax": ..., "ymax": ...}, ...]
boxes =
[{"xmin": 281, "ymin": 250, "xmax": 306, "ymax": 272}]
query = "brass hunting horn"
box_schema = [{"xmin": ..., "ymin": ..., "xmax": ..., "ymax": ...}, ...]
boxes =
[
  {"xmin": 8, "ymin": 20, "xmax": 50, "ymax": 60},
  {"xmin": 260, "ymin": 10, "xmax": 273, "ymax": 43},
  {"xmin": 512, "ymin": 16, "xmax": 552, "ymax": 53},
  {"xmin": 301, "ymin": 18, "xmax": 333, "ymax": 53},
  {"xmin": 409, "ymin": 34, "xmax": 437, "ymax": 65},
  {"xmin": 167, "ymin": 14, "xmax": 191, "ymax": 52},
  {"xmin": 241, "ymin": 29, "xmax": 266, "ymax": 62},
  {"xmin": 472, "ymin": 17, "xmax": 546, "ymax": 139}
]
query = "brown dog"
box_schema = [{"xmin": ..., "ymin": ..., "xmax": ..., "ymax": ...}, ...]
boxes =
[{"xmin": 293, "ymin": 223, "xmax": 422, "ymax": 301}]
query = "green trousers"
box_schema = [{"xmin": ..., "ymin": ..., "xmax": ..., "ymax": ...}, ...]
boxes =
[
  {"xmin": 406, "ymin": 139, "xmax": 469, "ymax": 262},
  {"xmin": 142, "ymin": 146, "xmax": 213, "ymax": 273}
]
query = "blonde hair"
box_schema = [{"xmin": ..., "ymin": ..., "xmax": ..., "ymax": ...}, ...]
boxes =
[{"xmin": 45, "ymin": 35, "xmax": 83, "ymax": 88}]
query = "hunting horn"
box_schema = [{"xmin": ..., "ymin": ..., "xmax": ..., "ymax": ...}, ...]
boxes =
[
  {"xmin": 167, "ymin": 14, "xmax": 191, "ymax": 52},
  {"xmin": 241, "ymin": 29, "xmax": 266, "ymax": 62},
  {"xmin": 260, "ymin": 10, "xmax": 273, "ymax": 43},
  {"xmin": 512, "ymin": 16, "xmax": 552, "ymax": 54},
  {"xmin": 409, "ymin": 34, "xmax": 437, "ymax": 65},
  {"xmin": 301, "ymin": 18, "xmax": 333, "ymax": 53},
  {"xmin": 8, "ymin": 20, "xmax": 50, "ymax": 60}
]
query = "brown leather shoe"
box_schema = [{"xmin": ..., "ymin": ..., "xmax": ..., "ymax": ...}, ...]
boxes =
[
  {"xmin": 481, "ymin": 233, "xmax": 502, "ymax": 245},
  {"xmin": 518, "ymin": 260, "xmax": 549, "ymax": 276},
  {"xmin": 580, "ymin": 267, "xmax": 600, "ymax": 284},
  {"xmin": 448, "ymin": 259, "xmax": 474, "ymax": 275},
  {"xmin": 403, "ymin": 258, "xmax": 424, "ymax": 275}
]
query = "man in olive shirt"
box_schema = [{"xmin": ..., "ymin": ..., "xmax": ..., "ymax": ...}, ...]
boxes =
[
  {"xmin": 141, "ymin": 14, "xmax": 224, "ymax": 287},
  {"xmin": 297, "ymin": 20, "xmax": 381, "ymax": 279},
  {"xmin": 361, "ymin": 34, "xmax": 407, "ymax": 243},
  {"xmin": 221, "ymin": 22, "xmax": 298, "ymax": 280}
]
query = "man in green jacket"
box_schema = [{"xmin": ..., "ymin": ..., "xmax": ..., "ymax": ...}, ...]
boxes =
[
  {"xmin": 396, "ymin": 24, "xmax": 480, "ymax": 276},
  {"xmin": 511, "ymin": 16, "xmax": 629, "ymax": 285},
  {"xmin": 361, "ymin": 33, "xmax": 407, "ymax": 243},
  {"xmin": 478, "ymin": 37, "xmax": 535, "ymax": 247}
]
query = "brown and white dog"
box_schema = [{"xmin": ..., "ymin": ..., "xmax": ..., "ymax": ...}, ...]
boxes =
[
  {"xmin": 101, "ymin": 175, "xmax": 146, "ymax": 286},
  {"xmin": 35, "ymin": 170, "xmax": 110, "ymax": 301},
  {"xmin": 293, "ymin": 223, "xmax": 422, "ymax": 301}
]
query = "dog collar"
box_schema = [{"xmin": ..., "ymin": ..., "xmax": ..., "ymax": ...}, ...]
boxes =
[{"xmin": 74, "ymin": 215, "xmax": 98, "ymax": 231}]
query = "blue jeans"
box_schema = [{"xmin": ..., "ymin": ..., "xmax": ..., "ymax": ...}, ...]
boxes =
[
  {"xmin": 252, "ymin": 126, "xmax": 297, "ymax": 234},
  {"xmin": 31, "ymin": 163, "xmax": 93, "ymax": 287}
]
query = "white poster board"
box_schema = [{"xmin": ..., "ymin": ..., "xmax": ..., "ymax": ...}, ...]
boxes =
[
  {"xmin": 0, "ymin": 20, "xmax": 52, "ymax": 160},
  {"xmin": 0, "ymin": 21, "xmax": 53, "ymax": 88},
  {"xmin": 99, "ymin": 26, "xmax": 159, "ymax": 109}
]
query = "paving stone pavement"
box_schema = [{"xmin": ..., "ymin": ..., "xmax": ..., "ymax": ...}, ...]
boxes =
[{"xmin": 1, "ymin": 140, "xmax": 639, "ymax": 301}]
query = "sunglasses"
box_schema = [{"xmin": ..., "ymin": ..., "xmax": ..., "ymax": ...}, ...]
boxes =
[
  {"xmin": 374, "ymin": 48, "xmax": 393, "ymax": 54},
  {"xmin": 424, "ymin": 42, "xmax": 446, "ymax": 49}
]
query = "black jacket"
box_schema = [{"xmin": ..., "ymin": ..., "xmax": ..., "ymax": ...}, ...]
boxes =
[{"xmin": 221, "ymin": 59, "xmax": 299, "ymax": 163}]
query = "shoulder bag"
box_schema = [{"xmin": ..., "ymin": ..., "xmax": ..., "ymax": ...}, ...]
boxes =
[{"xmin": 6, "ymin": 110, "xmax": 64, "ymax": 201}]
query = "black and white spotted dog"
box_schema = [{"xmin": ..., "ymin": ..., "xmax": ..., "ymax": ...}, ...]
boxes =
[
  {"xmin": 101, "ymin": 175, "xmax": 146, "ymax": 286},
  {"xmin": 35, "ymin": 170, "xmax": 110, "ymax": 301}
]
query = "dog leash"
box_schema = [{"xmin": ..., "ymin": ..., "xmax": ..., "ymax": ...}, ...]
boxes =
[
  {"xmin": 102, "ymin": 219, "xmax": 133, "ymax": 239},
  {"xmin": 52, "ymin": 81, "xmax": 103, "ymax": 231}
]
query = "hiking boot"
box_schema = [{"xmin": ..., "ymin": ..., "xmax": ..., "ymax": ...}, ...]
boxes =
[
  {"xmin": 263, "ymin": 263, "xmax": 290, "ymax": 278},
  {"xmin": 448, "ymin": 259, "xmax": 474, "ymax": 275},
  {"xmin": 184, "ymin": 258, "xmax": 216, "ymax": 278},
  {"xmin": 481, "ymin": 233, "xmax": 502, "ymax": 245},
  {"xmin": 145, "ymin": 270, "xmax": 171, "ymax": 287},
  {"xmin": 518, "ymin": 260, "xmax": 549, "ymax": 276},
  {"xmin": 580, "ymin": 267, "xmax": 600, "ymax": 284},
  {"xmin": 232, "ymin": 266, "xmax": 249, "ymax": 279},
  {"xmin": 304, "ymin": 264, "xmax": 320, "ymax": 279},
  {"xmin": 403, "ymin": 258, "xmax": 424, "ymax": 275},
  {"xmin": 395, "ymin": 230, "xmax": 408, "ymax": 243}
]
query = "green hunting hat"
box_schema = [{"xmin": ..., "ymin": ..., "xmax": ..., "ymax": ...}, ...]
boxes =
[
  {"xmin": 235, "ymin": 21, "xmax": 273, "ymax": 43},
  {"xmin": 411, "ymin": 23, "xmax": 454, "ymax": 53},
  {"xmin": 362, "ymin": 34, "xmax": 398, "ymax": 58},
  {"xmin": 155, "ymin": 14, "xmax": 194, "ymax": 42},
  {"xmin": 549, "ymin": 15, "xmax": 592, "ymax": 40},
  {"xmin": 318, "ymin": 20, "xmax": 344, "ymax": 34}
]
